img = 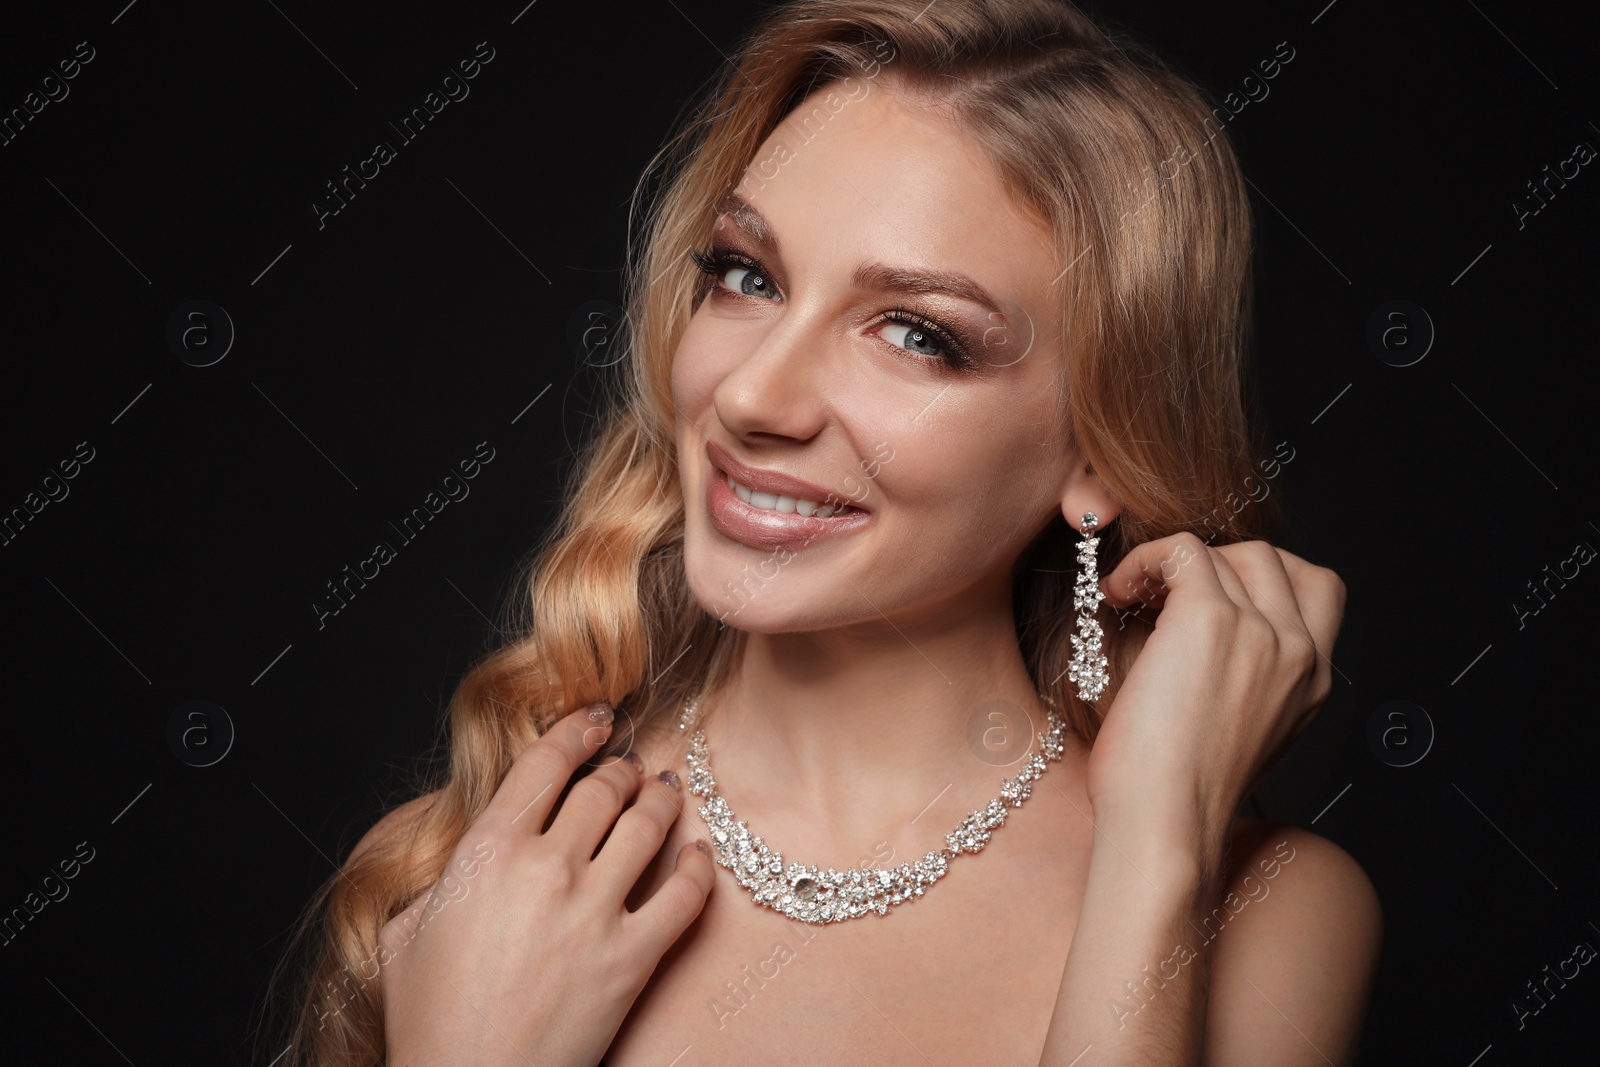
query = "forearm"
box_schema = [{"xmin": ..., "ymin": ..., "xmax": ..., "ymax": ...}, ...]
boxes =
[{"xmin": 1039, "ymin": 809, "xmax": 1224, "ymax": 1066}]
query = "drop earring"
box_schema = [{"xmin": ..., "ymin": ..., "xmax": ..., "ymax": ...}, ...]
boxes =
[{"xmin": 1067, "ymin": 511, "xmax": 1110, "ymax": 702}]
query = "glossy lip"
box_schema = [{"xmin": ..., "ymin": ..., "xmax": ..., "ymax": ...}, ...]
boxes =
[
  {"xmin": 704, "ymin": 440, "xmax": 873, "ymax": 551},
  {"xmin": 705, "ymin": 440, "xmax": 868, "ymax": 512}
]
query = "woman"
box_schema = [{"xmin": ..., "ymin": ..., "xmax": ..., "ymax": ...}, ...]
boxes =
[{"xmin": 262, "ymin": 1, "xmax": 1381, "ymax": 1064}]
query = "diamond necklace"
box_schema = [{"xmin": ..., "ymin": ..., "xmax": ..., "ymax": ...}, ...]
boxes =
[{"xmin": 677, "ymin": 693, "xmax": 1068, "ymax": 925}]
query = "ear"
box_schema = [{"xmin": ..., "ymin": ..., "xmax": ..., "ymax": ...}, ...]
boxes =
[{"xmin": 1060, "ymin": 460, "xmax": 1122, "ymax": 534}]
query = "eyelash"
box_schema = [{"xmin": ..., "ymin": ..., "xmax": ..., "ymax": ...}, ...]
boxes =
[{"xmin": 689, "ymin": 245, "xmax": 978, "ymax": 371}]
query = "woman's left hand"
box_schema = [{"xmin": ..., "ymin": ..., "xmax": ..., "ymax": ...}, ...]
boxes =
[{"xmin": 1084, "ymin": 534, "xmax": 1345, "ymax": 859}]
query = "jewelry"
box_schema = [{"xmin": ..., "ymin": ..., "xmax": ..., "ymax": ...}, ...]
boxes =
[
  {"xmin": 677, "ymin": 694, "xmax": 1067, "ymax": 925},
  {"xmin": 1067, "ymin": 511, "xmax": 1110, "ymax": 702}
]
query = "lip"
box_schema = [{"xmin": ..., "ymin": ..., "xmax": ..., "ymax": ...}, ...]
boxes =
[
  {"xmin": 704, "ymin": 440, "xmax": 872, "ymax": 551},
  {"xmin": 706, "ymin": 440, "xmax": 866, "ymax": 511}
]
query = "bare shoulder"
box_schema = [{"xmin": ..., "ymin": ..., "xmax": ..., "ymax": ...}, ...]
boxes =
[
  {"xmin": 1223, "ymin": 818, "xmax": 1381, "ymax": 908},
  {"xmin": 1201, "ymin": 818, "xmax": 1383, "ymax": 1066},
  {"xmin": 347, "ymin": 789, "xmax": 445, "ymax": 866}
]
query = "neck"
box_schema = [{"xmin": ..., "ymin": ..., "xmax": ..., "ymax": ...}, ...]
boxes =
[{"xmin": 683, "ymin": 588, "xmax": 1061, "ymax": 866}]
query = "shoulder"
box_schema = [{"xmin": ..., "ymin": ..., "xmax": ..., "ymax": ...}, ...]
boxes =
[
  {"xmin": 1201, "ymin": 818, "xmax": 1383, "ymax": 1066},
  {"xmin": 346, "ymin": 789, "xmax": 444, "ymax": 866},
  {"xmin": 1222, "ymin": 818, "xmax": 1380, "ymax": 914}
]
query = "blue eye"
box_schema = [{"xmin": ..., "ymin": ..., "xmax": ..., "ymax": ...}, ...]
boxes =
[
  {"xmin": 878, "ymin": 309, "xmax": 973, "ymax": 369},
  {"xmin": 879, "ymin": 322, "xmax": 945, "ymax": 359},
  {"xmin": 691, "ymin": 246, "xmax": 782, "ymax": 301},
  {"xmin": 722, "ymin": 264, "xmax": 778, "ymax": 300}
]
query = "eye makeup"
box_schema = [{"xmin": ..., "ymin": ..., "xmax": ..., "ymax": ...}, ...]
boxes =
[{"xmin": 688, "ymin": 240, "xmax": 990, "ymax": 372}]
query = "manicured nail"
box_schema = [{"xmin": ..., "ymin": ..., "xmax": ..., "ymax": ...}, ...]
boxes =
[
  {"xmin": 622, "ymin": 751, "xmax": 644, "ymax": 772},
  {"xmin": 657, "ymin": 769, "xmax": 681, "ymax": 791},
  {"xmin": 587, "ymin": 703, "xmax": 614, "ymax": 726},
  {"xmin": 694, "ymin": 839, "xmax": 710, "ymax": 855}
]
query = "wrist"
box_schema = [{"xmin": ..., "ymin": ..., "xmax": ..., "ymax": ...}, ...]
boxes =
[{"xmin": 1087, "ymin": 790, "xmax": 1231, "ymax": 893}]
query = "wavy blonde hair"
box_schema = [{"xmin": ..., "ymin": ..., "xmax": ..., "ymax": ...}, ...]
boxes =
[{"xmin": 257, "ymin": 0, "xmax": 1286, "ymax": 1062}]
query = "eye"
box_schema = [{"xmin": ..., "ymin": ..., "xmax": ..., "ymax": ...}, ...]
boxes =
[
  {"xmin": 691, "ymin": 246, "xmax": 782, "ymax": 302},
  {"xmin": 879, "ymin": 321, "xmax": 946, "ymax": 359},
  {"xmin": 722, "ymin": 264, "xmax": 779, "ymax": 300},
  {"xmin": 876, "ymin": 309, "xmax": 973, "ymax": 369}
]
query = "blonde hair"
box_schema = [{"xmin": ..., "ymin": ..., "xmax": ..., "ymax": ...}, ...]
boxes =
[{"xmin": 256, "ymin": 1, "xmax": 1285, "ymax": 1062}]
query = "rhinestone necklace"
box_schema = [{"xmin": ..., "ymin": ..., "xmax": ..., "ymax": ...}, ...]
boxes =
[{"xmin": 677, "ymin": 693, "xmax": 1068, "ymax": 925}]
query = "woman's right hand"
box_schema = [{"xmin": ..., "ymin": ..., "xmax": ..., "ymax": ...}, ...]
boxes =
[{"xmin": 377, "ymin": 702, "xmax": 714, "ymax": 1067}]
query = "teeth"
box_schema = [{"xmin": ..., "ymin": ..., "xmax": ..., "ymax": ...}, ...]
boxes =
[{"xmin": 725, "ymin": 472, "xmax": 844, "ymax": 518}]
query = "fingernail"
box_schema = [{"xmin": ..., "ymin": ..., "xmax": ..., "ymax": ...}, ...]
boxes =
[
  {"xmin": 694, "ymin": 839, "xmax": 710, "ymax": 855},
  {"xmin": 622, "ymin": 751, "xmax": 644, "ymax": 772},
  {"xmin": 657, "ymin": 769, "xmax": 681, "ymax": 791},
  {"xmin": 587, "ymin": 702, "xmax": 614, "ymax": 726}
]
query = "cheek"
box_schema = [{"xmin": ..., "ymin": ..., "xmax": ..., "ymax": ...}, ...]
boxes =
[
  {"xmin": 670, "ymin": 312, "xmax": 733, "ymax": 423},
  {"xmin": 879, "ymin": 438, "xmax": 1059, "ymax": 561},
  {"xmin": 668, "ymin": 334, "xmax": 701, "ymax": 418}
]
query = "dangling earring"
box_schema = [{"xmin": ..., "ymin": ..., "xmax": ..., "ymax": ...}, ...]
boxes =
[{"xmin": 1067, "ymin": 511, "xmax": 1110, "ymax": 702}]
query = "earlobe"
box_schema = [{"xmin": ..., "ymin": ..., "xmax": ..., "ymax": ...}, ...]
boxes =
[{"xmin": 1060, "ymin": 469, "xmax": 1122, "ymax": 533}]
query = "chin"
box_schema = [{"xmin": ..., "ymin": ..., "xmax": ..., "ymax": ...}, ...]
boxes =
[
  {"xmin": 689, "ymin": 533, "xmax": 874, "ymax": 638},
  {"xmin": 684, "ymin": 537, "xmax": 799, "ymax": 632}
]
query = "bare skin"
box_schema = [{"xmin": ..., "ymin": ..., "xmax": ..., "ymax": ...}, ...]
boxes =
[
  {"xmin": 359, "ymin": 75, "xmax": 1381, "ymax": 1066},
  {"xmin": 369, "ymin": 709, "xmax": 716, "ymax": 1067},
  {"xmin": 605, "ymin": 719, "xmax": 1377, "ymax": 1067}
]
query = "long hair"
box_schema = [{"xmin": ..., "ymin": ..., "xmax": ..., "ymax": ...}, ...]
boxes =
[{"xmin": 257, "ymin": 1, "xmax": 1284, "ymax": 1062}]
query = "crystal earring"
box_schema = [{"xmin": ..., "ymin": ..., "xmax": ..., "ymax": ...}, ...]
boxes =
[{"xmin": 1067, "ymin": 511, "xmax": 1110, "ymax": 702}]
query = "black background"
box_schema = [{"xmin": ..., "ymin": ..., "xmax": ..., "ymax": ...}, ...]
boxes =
[{"xmin": 1, "ymin": 1, "xmax": 1596, "ymax": 1064}]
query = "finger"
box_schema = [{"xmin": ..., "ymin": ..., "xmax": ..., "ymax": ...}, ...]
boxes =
[
  {"xmin": 485, "ymin": 704, "xmax": 616, "ymax": 834},
  {"xmin": 543, "ymin": 748, "xmax": 649, "ymax": 859},
  {"xmin": 1213, "ymin": 541, "xmax": 1309, "ymax": 643},
  {"xmin": 1212, "ymin": 544, "xmax": 1326, "ymax": 730},
  {"xmin": 1098, "ymin": 532, "xmax": 1225, "ymax": 612},
  {"xmin": 624, "ymin": 838, "xmax": 716, "ymax": 960},
  {"xmin": 1199, "ymin": 544, "xmax": 1258, "ymax": 617},
  {"xmin": 1246, "ymin": 548, "xmax": 1346, "ymax": 756},
  {"xmin": 589, "ymin": 768, "xmax": 688, "ymax": 899},
  {"xmin": 1222, "ymin": 543, "xmax": 1342, "ymax": 706},
  {"xmin": 1273, "ymin": 548, "xmax": 1346, "ymax": 664}
]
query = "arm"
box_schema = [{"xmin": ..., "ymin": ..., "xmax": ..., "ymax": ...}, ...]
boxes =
[
  {"xmin": 1039, "ymin": 817, "xmax": 1382, "ymax": 1066},
  {"xmin": 1038, "ymin": 797, "xmax": 1224, "ymax": 1067},
  {"xmin": 1037, "ymin": 534, "xmax": 1358, "ymax": 1065}
]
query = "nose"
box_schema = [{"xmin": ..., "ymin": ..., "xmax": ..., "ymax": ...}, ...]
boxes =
[{"xmin": 711, "ymin": 306, "xmax": 832, "ymax": 444}]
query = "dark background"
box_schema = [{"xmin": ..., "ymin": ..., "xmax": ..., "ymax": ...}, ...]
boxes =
[{"xmin": 1, "ymin": 0, "xmax": 1596, "ymax": 1063}]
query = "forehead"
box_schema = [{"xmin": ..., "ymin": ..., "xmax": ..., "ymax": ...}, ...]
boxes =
[{"xmin": 730, "ymin": 80, "xmax": 1060, "ymax": 290}]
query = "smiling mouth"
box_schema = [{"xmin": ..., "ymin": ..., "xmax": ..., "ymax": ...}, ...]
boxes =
[
  {"xmin": 704, "ymin": 451, "xmax": 872, "ymax": 552},
  {"xmin": 718, "ymin": 471, "xmax": 861, "ymax": 518}
]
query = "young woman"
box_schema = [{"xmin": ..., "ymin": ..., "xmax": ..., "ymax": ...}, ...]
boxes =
[{"xmin": 264, "ymin": 1, "xmax": 1380, "ymax": 1064}]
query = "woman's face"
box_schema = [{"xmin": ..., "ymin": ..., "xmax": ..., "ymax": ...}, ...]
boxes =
[{"xmin": 672, "ymin": 78, "xmax": 1087, "ymax": 632}]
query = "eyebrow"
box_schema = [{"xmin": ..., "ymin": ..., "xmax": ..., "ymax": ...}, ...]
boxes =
[
  {"xmin": 711, "ymin": 193, "xmax": 1005, "ymax": 315},
  {"xmin": 713, "ymin": 193, "xmax": 778, "ymax": 251},
  {"xmin": 849, "ymin": 263, "xmax": 1002, "ymax": 316}
]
